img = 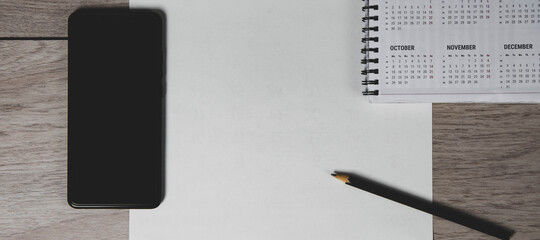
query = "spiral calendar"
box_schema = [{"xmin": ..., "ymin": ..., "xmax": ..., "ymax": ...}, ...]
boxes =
[{"xmin": 362, "ymin": 0, "xmax": 540, "ymax": 102}]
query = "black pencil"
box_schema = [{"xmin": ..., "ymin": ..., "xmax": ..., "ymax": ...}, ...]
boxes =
[{"xmin": 332, "ymin": 172, "xmax": 514, "ymax": 240}]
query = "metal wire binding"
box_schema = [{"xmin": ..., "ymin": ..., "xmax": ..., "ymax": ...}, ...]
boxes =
[
  {"xmin": 361, "ymin": 48, "xmax": 379, "ymax": 54},
  {"xmin": 361, "ymin": 69, "xmax": 379, "ymax": 75},
  {"xmin": 362, "ymin": 89, "xmax": 379, "ymax": 95},
  {"xmin": 362, "ymin": 16, "xmax": 379, "ymax": 22},
  {"xmin": 362, "ymin": 5, "xmax": 378, "ymax": 11},
  {"xmin": 361, "ymin": 37, "xmax": 379, "ymax": 43},
  {"xmin": 361, "ymin": 58, "xmax": 379, "ymax": 64},
  {"xmin": 362, "ymin": 26, "xmax": 379, "ymax": 32},
  {"xmin": 361, "ymin": 1, "xmax": 379, "ymax": 96},
  {"xmin": 361, "ymin": 80, "xmax": 379, "ymax": 85}
]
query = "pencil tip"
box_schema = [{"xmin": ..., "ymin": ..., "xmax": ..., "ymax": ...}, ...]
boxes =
[{"xmin": 331, "ymin": 173, "xmax": 350, "ymax": 183}]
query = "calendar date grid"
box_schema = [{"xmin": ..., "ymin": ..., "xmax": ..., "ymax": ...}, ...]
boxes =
[
  {"xmin": 499, "ymin": 53, "xmax": 540, "ymax": 89},
  {"xmin": 384, "ymin": 54, "xmax": 434, "ymax": 86}
]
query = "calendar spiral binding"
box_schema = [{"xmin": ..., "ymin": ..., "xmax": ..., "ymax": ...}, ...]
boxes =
[{"xmin": 361, "ymin": 0, "xmax": 380, "ymax": 96}]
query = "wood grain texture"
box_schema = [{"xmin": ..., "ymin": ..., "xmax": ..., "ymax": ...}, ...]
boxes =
[
  {"xmin": 0, "ymin": 0, "xmax": 127, "ymax": 37},
  {"xmin": 0, "ymin": 41, "xmax": 128, "ymax": 240},
  {"xmin": 433, "ymin": 104, "xmax": 540, "ymax": 240}
]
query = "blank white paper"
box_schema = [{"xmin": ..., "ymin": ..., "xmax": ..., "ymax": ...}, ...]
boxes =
[{"xmin": 129, "ymin": 0, "xmax": 433, "ymax": 239}]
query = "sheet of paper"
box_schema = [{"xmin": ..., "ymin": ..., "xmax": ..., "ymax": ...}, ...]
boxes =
[{"xmin": 129, "ymin": 0, "xmax": 432, "ymax": 239}]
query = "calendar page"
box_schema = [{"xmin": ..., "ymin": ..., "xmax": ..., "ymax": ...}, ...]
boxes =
[{"xmin": 365, "ymin": 0, "xmax": 540, "ymax": 102}]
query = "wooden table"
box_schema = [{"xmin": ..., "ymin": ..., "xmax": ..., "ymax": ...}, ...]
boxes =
[{"xmin": 1, "ymin": 1, "xmax": 539, "ymax": 239}]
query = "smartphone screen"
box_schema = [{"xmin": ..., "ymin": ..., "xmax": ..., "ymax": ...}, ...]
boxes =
[{"xmin": 68, "ymin": 9, "xmax": 164, "ymax": 208}]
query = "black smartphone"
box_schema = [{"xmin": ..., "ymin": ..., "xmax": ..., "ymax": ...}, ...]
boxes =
[{"xmin": 68, "ymin": 9, "xmax": 164, "ymax": 208}]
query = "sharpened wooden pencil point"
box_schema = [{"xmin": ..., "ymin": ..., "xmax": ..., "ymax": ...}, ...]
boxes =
[{"xmin": 332, "ymin": 173, "xmax": 350, "ymax": 184}]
